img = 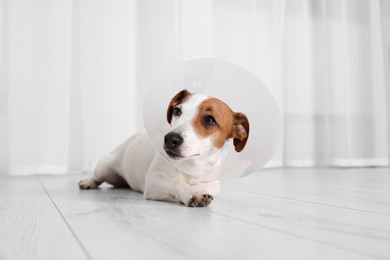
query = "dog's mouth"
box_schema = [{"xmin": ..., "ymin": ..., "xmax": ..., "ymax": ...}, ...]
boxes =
[
  {"xmin": 165, "ymin": 150, "xmax": 200, "ymax": 160},
  {"xmin": 165, "ymin": 150, "xmax": 183, "ymax": 159}
]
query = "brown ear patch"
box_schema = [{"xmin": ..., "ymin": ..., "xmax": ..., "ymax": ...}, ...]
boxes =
[
  {"xmin": 232, "ymin": 112, "xmax": 250, "ymax": 152},
  {"xmin": 191, "ymin": 97, "xmax": 250, "ymax": 153},
  {"xmin": 192, "ymin": 98, "xmax": 235, "ymax": 149},
  {"xmin": 166, "ymin": 89, "xmax": 192, "ymax": 124}
]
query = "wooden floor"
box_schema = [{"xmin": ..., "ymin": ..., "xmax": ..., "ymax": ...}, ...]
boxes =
[{"xmin": 0, "ymin": 168, "xmax": 389, "ymax": 260}]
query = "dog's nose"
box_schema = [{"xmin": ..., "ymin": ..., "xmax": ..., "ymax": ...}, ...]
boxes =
[{"xmin": 164, "ymin": 132, "xmax": 183, "ymax": 149}]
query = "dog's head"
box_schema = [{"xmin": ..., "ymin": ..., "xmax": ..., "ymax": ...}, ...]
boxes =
[{"xmin": 164, "ymin": 89, "xmax": 249, "ymax": 166}]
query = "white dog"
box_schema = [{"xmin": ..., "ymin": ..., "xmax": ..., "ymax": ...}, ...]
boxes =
[{"xmin": 79, "ymin": 90, "xmax": 249, "ymax": 207}]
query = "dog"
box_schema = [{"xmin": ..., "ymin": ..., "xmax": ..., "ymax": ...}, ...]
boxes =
[{"xmin": 79, "ymin": 89, "xmax": 249, "ymax": 207}]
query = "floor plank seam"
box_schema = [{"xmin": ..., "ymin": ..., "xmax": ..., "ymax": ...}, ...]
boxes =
[
  {"xmin": 222, "ymin": 187, "xmax": 390, "ymax": 216},
  {"xmin": 209, "ymin": 210, "xmax": 386, "ymax": 260},
  {"xmin": 36, "ymin": 175, "xmax": 94, "ymax": 260}
]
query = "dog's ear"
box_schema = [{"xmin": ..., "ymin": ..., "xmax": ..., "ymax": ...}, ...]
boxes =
[
  {"xmin": 167, "ymin": 89, "xmax": 191, "ymax": 124},
  {"xmin": 232, "ymin": 112, "xmax": 250, "ymax": 152}
]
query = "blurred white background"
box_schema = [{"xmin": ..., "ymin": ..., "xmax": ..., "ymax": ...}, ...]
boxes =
[{"xmin": 0, "ymin": 0, "xmax": 389, "ymax": 175}]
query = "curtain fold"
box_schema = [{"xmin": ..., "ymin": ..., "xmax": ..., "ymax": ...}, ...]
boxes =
[{"xmin": 0, "ymin": 0, "xmax": 389, "ymax": 175}]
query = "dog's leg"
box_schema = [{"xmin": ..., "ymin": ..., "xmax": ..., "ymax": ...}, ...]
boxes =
[
  {"xmin": 79, "ymin": 155, "xmax": 128, "ymax": 189},
  {"xmin": 143, "ymin": 155, "xmax": 220, "ymax": 207},
  {"xmin": 78, "ymin": 178, "xmax": 101, "ymax": 189},
  {"xmin": 185, "ymin": 181, "xmax": 220, "ymax": 207},
  {"xmin": 145, "ymin": 171, "xmax": 219, "ymax": 207}
]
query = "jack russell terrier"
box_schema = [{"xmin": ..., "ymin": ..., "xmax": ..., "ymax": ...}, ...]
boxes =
[{"xmin": 79, "ymin": 89, "xmax": 249, "ymax": 207}]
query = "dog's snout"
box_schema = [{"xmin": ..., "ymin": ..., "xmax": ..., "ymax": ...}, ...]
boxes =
[{"xmin": 164, "ymin": 132, "xmax": 183, "ymax": 150}]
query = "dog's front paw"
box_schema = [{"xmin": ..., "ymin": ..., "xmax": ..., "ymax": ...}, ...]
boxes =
[
  {"xmin": 187, "ymin": 194, "xmax": 214, "ymax": 207},
  {"xmin": 79, "ymin": 179, "xmax": 99, "ymax": 189}
]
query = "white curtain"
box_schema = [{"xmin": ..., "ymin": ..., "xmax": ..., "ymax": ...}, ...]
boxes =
[{"xmin": 0, "ymin": 0, "xmax": 389, "ymax": 175}]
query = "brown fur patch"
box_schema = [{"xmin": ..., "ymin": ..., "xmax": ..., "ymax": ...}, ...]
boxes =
[
  {"xmin": 166, "ymin": 89, "xmax": 192, "ymax": 124},
  {"xmin": 192, "ymin": 98, "xmax": 235, "ymax": 149},
  {"xmin": 192, "ymin": 97, "xmax": 250, "ymax": 152},
  {"xmin": 232, "ymin": 113, "xmax": 250, "ymax": 152}
]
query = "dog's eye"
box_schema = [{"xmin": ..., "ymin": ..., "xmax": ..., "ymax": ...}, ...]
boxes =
[
  {"xmin": 172, "ymin": 107, "xmax": 182, "ymax": 117},
  {"xmin": 203, "ymin": 115, "xmax": 217, "ymax": 126}
]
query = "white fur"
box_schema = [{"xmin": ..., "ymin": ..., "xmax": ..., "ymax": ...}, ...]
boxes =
[{"xmin": 79, "ymin": 94, "xmax": 222, "ymax": 207}]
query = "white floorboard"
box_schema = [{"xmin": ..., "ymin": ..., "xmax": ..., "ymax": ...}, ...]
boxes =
[
  {"xmin": 0, "ymin": 168, "xmax": 389, "ymax": 260},
  {"xmin": 0, "ymin": 176, "xmax": 88, "ymax": 260}
]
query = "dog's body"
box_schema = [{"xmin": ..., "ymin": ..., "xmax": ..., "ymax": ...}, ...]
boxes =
[{"xmin": 79, "ymin": 90, "xmax": 249, "ymax": 207}]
